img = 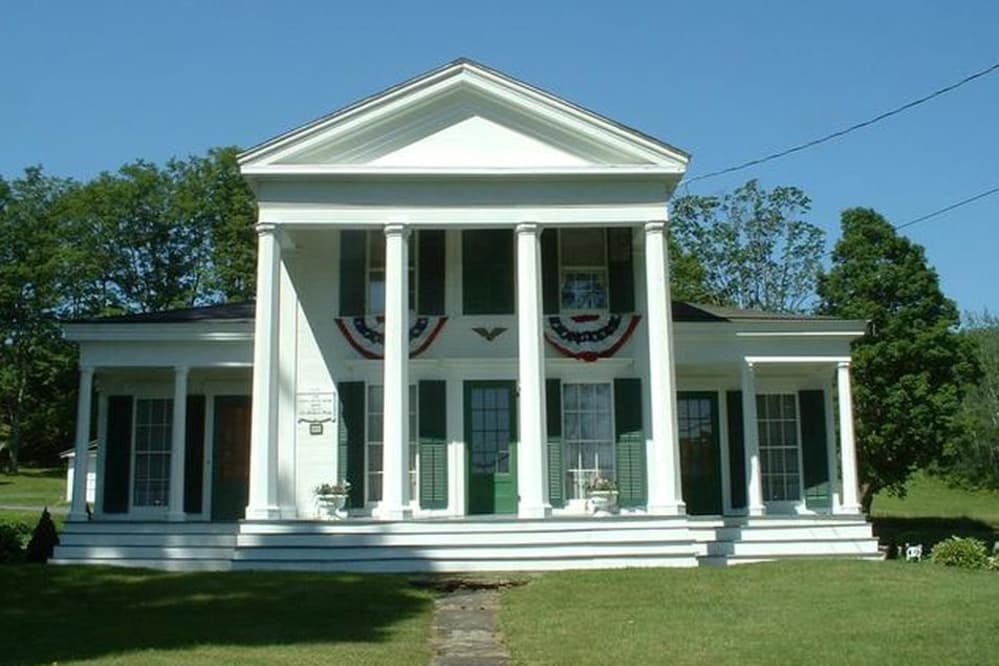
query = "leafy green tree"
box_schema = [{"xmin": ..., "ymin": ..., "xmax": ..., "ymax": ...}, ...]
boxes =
[
  {"xmin": 817, "ymin": 208, "xmax": 979, "ymax": 512},
  {"xmin": 670, "ymin": 179, "xmax": 824, "ymax": 312}
]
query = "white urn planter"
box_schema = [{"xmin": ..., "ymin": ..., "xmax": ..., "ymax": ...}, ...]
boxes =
[
  {"xmin": 316, "ymin": 493, "xmax": 349, "ymax": 520},
  {"xmin": 587, "ymin": 490, "xmax": 619, "ymax": 516}
]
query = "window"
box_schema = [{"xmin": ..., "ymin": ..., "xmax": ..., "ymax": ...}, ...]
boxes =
[
  {"xmin": 562, "ymin": 383, "xmax": 614, "ymax": 499},
  {"xmin": 560, "ymin": 229, "xmax": 608, "ymax": 311},
  {"xmin": 366, "ymin": 385, "xmax": 418, "ymax": 503},
  {"xmin": 757, "ymin": 394, "xmax": 801, "ymax": 502},
  {"xmin": 133, "ymin": 398, "xmax": 172, "ymax": 507},
  {"xmin": 462, "ymin": 229, "xmax": 514, "ymax": 314},
  {"xmin": 365, "ymin": 231, "xmax": 416, "ymax": 315}
]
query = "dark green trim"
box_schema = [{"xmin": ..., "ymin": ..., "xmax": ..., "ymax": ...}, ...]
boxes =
[
  {"xmin": 614, "ymin": 377, "xmax": 646, "ymax": 508},
  {"xmin": 545, "ymin": 378, "xmax": 564, "ymax": 508},
  {"xmin": 183, "ymin": 395, "xmax": 206, "ymax": 514},
  {"xmin": 607, "ymin": 228, "xmax": 635, "ymax": 313},
  {"xmin": 418, "ymin": 380, "xmax": 448, "ymax": 510},
  {"xmin": 338, "ymin": 381, "xmax": 366, "ymax": 509},
  {"xmin": 339, "ymin": 229, "xmax": 366, "ymax": 316},
  {"xmin": 799, "ymin": 389, "xmax": 832, "ymax": 509},
  {"xmin": 462, "ymin": 229, "xmax": 514, "ymax": 314},
  {"xmin": 103, "ymin": 395, "xmax": 133, "ymax": 514},
  {"xmin": 726, "ymin": 391, "xmax": 747, "ymax": 510},
  {"xmin": 464, "ymin": 380, "xmax": 518, "ymax": 514},
  {"xmin": 541, "ymin": 228, "xmax": 560, "ymax": 314},
  {"xmin": 417, "ymin": 230, "xmax": 446, "ymax": 315}
]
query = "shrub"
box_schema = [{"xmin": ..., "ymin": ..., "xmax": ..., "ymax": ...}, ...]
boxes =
[
  {"xmin": 930, "ymin": 536, "xmax": 990, "ymax": 569},
  {"xmin": 0, "ymin": 520, "xmax": 31, "ymax": 563},
  {"xmin": 26, "ymin": 508, "xmax": 60, "ymax": 564}
]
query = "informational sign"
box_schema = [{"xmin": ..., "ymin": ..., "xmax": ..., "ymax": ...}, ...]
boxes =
[{"xmin": 297, "ymin": 392, "xmax": 335, "ymax": 436}]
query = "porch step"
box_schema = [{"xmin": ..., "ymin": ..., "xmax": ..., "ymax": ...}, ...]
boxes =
[{"xmin": 691, "ymin": 516, "xmax": 881, "ymax": 564}]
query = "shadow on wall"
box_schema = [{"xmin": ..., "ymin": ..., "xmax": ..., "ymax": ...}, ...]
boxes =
[{"xmin": 0, "ymin": 566, "xmax": 432, "ymax": 665}]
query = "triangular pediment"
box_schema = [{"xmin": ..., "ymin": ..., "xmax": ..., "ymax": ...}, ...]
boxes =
[{"xmin": 239, "ymin": 59, "xmax": 689, "ymax": 173}]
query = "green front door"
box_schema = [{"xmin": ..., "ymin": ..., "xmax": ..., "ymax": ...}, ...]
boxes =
[
  {"xmin": 211, "ymin": 395, "xmax": 251, "ymax": 521},
  {"xmin": 678, "ymin": 392, "xmax": 723, "ymax": 515},
  {"xmin": 465, "ymin": 381, "xmax": 517, "ymax": 514}
]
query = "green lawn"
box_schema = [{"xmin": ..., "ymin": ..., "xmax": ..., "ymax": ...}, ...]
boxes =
[
  {"xmin": 0, "ymin": 467, "xmax": 68, "ymax": 530},
  {"xmin": 500, "ymin": 560, "xmax": 999, "ymax": 666},
  {"xmin": 0, "ymin": 566, "xmax": 434, "ymax": 666}
]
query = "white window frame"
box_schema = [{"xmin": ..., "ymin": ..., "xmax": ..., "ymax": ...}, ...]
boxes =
[
  {"xmin": 558, "ymin": 229, "xmax": 609, "ymax": 313},
  {"xmin": 561, "ymin": 381, "xmax": 615, "ymax": 503},
  {"xmin": 756, "ymin": 392, "xmax": 806, "ymax": 508},
  {"xmin": 365, "ymin": 231, "xmax": 418, "ymax": 315},
  {"xmin": 129, "ymin": 396, "xmax": 173, "ymax": 515},
  {"xmin": 364, "ymin": 384, "xmax": 418, "ymax": 507}
]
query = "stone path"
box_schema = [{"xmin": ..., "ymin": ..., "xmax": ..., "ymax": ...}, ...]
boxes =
[{"xmin": 431, "ymin": 587, "xmax": 510, "ymax": 666}]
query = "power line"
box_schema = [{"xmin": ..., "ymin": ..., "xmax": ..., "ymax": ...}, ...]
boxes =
[{"xmin": 685, "ymin": 60, "xmax": 999, "ymax": 184}]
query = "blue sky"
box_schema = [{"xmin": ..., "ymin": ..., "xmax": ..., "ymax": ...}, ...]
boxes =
[{"xmin": 3, "ymin": 1, "xmax": 996, "ymax": 313}]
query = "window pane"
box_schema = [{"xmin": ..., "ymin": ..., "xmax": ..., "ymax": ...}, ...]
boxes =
[{"xmin": 561, "ymin": 229, "xmax": 606, "ymax": 266}]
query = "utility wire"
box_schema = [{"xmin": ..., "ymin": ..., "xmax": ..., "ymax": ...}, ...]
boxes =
[{"xmin": 685, "ymin": 60, "xmax": 999, "ymax": 184}]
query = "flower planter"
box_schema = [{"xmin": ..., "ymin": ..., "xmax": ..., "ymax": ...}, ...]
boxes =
[
  {"xmin": 316, "ymin": 493, "xmax": 349, "ymax": 520},
  {"xmin": 587, "ymin": 490, "xmax": 619, "ymax": 516}
]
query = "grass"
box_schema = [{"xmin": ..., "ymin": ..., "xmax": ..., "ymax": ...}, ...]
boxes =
[
  {"xmin": 870, "ymin": 472, "xmax": 999, "ymax": 552},
  {"xmin": 500, "ymin": 560, "xmax": 999, "ymax": 666},
  {"xmin": 0, "ymin": 566, "xmax": 434, "ymax": 666},
  {"xmin": 0, "ymin": 467, "xmax": 68, "ymax": 530}
]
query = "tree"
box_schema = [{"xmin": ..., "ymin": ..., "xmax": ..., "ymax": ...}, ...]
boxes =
[
  {"xmin": 670, "ymin": 179, "xmax": 824, "ymax": 312},
  {"xmin": 817, "ymin": 207, "xmax": 979, "ymax": 512}
]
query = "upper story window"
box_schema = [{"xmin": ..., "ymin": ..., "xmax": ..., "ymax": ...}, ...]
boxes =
[
  {"xmin": 560, "ymin": 229, "xmax": 608, "ymax": 311},
  {"xmin": 462, "ymin": 229, "xmax": 514, "ymax": 315},
  {"xmin": 340, "ymin": 229, "xmax": 444, "ymax": 317},
  {"xmin": 365, "ymin": 231, "xmax": 415, "ymax": 315}
]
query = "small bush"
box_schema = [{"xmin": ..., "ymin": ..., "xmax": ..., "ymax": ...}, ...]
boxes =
[
  {"xmin": 26, "ymin": 508, "xmax": 60, "ymax": 564},
  {"xmin": 0, "ymin": 520, "xmax": 31, "ymax": 563},
  {"xmin": 930, "ymin": 536, "xmax": 990, "ymax": 569}
]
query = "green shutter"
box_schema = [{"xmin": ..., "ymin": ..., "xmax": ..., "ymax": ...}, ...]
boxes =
[
  {"xmin": 799, "ymin": 390, "xmax": 832, "ymax": 510},
  {"xmin": 418, "ymin": 380, "xmax": 448, "ymax": 509},
  {"xmin": 339, "ymin": 230, "xmax": 366, "ymax": 316},
  {"xmin": 726, "ymin": 391, "xmax": 747, "ymax": 510},
  {"xmin": 607, "ymin": 228, "xmax": 635, "ymax": 313},
  {"xmin": 417, "ymin": 230, "xmax": 445, "ymax": 315},
  {"xmin": 338, "ymin": 382, "xmax": 365, "ymax": 509},
  {"xmin": 614, "ymin": 378, "xmax": 646, "ymax": 507},
  {"xmin": 462, "ymin": 229, "xmax": 514, "ymax": 314},
  {"xmin": 541, "ymin": 228, "xmax": 560, "ymax": 314},
  {"xmin": 183, "ymin": 395, "xmax": 206, "ymax": 514},
  {"xmin": 103, "ymin": 395, "xmax": 133, "ymax": 514},
  {"xmin": 545, "ymin": 378, "xmax": 564, "ymax": 508}
]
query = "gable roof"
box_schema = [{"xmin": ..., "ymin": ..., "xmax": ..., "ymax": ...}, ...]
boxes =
[{"xmin": 238, "ymin": 58, "xmax": 690, "ymax": 174}]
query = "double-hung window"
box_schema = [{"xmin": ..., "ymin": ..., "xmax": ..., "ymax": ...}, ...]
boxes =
[
  {"xmin": 562, "ymin": 383, "xmax": 614, "ymax": 499},
  {"xmin": 366, "ymin": 385, "xmax": 418, "ymax": 504},
  {"xmin": 756, "ymin": 394, "xmax": 802, "ymax": 502},
  {"xmin": 559, "ymin": 229, "xmax": 608, "ymax": 311},
  {"xmin": 132, "ymin": 398, "xmax": 172, "ymax": 508},
  {"xmin": 366, "ymin": 231, "xmax": 416, "ymax": 315}
]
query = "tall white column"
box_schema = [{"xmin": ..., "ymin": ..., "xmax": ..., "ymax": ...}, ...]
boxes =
[
  {"xmin": 69, "ymin": 365, "xmax": 95, "ymax": 521},
  {"xmin": 515, "ymin": 222, "xmax": 550, "ymax": 518},
  {"xmin": 836, "ymin": 361, "xmax": 862, "ymax": 514},
  {"xmin": 644, "ymin": 220, "xmax": 684, "ymax": 515},
  {"xmin": 246, "ymin": 222, "xmax": 281, "ymax": 520},
  {"xmin": 381, "ymin": 223, "xmax": 411, "ymax": 520},
  {"xmin": 167, "ymin": 366, "xmax": 189, "ymax": 521},
  {"xmin": 741, "ymin": 361, "xmax": 766, "ymax": 516}
]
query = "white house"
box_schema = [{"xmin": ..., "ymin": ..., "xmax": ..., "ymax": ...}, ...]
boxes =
[{"xmin": 54, "ymin": 59, "xmax": 879, "ymax": 571}]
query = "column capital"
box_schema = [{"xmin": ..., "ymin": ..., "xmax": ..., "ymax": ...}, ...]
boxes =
[
  {"xmin": 79, "ymin": 364, "xmax": 95, "ymax": 376},
  {"xmin": 837, "ymin": 360, "xmax": 852, "ymax": 370},
  {"xmin": 744, "ymin": 359, "xmax": 756, "ymax": 372},
  {"xmin": 384, "ymin": 222, "xmax": 410, "ymax": 238},
  {"xmin": 644, "ymin": 220, "xmax": 667, "ymax": 234},
  {"xmin": 515, "ymin": 222, "xmax": 541, "ymax": 236},
  {"xmin": 255, "ymin": 222, "xmax": 279, "ymax": 236},
  {"xmin": 174, "ymin": 365, "xmax": 190, "ymax": 377}
]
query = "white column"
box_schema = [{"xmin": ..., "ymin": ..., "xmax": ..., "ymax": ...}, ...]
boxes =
[
  {"xmin": 741, "ymin": 361, "xmax": 766, "ymax": 516},
  {"xmin": 836, "ymin": 361, "xmax": 862, "ymax": 514},
  {"xmin": 246, "ymin": 222, "xmax": 281, "ymax": 520},
  {"xmin": 167, "ymin": 366, "xmax": 189, "ymax": 521},
  {"xmin": 644, "ymin": 220, "xmax": 684, "ymax": 515},
  {"xmin": 69, "ymin": 365, "xmax": 95, "ymax": 521},
  {"xmin": 515, "ymin": 222, "xmax": 550, "ymax": 518},
  {"xmin": 381, "ymin": 223, "xmax": 411, "ymax": 520},
  {"xmin": 824, "ymin": 382, "xmax": 841, "ymax": 512}
]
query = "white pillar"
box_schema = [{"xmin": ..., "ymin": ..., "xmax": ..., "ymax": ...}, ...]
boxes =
[
  {"xmin": 167, "ymin": 366, "xmax": 189, "ymax": 521},
  {"xmin": 515, "ymin": 222, "xmax": 550, "ymax": 518},
  {"xmin": 381, "ymin": 223, "xmax": 411, "ymax": 520},
  {"xmin": 246, "ymin": 222, "xmax": 281, "ymax": 520},
  {"xmin": 644, "ymin": 220, "xmax": 684, "ymax": 515},
  {"xmin": 836, "ymin": 361, "xmax": 862, "ymax": 514},
  {"xmin": 741, "ymin": 361, "xmax": 766, "ymax": 516},
  {"xmin": 69, "ymin": 366, "xmax": 95, "ymax": 521}
]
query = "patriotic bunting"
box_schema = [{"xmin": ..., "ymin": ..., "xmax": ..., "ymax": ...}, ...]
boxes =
[
  {"xmin": 543, "ymin": 313, "xmax": 641, "ymax": 362},
  {"xmin": 335, "ymin": 315, "xmax": 447, "ymax": 359}
]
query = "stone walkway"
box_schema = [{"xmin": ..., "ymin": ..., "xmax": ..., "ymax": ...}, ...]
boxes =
[{"xmin": 431, "ymin": 587, "xmax": 510, "ymax": 666}]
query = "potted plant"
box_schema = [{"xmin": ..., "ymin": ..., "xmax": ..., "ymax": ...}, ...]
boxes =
[
  {"xmin": 585, "ymin": 476, "xmax": 618, "ymax": 516},
  {"xmin": 314, "ymin": 481, "xmax": 351, "ymax": 520}
]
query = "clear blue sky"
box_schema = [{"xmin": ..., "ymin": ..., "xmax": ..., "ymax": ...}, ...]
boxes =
[{"xmin": 3, "ymin": 1, "xmax": 996, "ymax": 313}]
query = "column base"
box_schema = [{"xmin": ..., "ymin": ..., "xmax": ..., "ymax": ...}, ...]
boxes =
[
  {"xmin": 378, "ymin": 506, "xmax": 413, "ymax": 521},
  {"xmin": 748, "ymin": 504, "xmax": 767, "ymax": 517},
  {"xmin": 518, "ymin": 504, "xmax": 552, "ymax": 519},
  {"xmin": 834, "ymin": 504, "xmax": 862, "ymax": 515},
  {"xmin": 646, "ymin": 502, "xmax": 686, "ymax": 517},
  {"xmin": 244, "ymin": 504, "xmax": 283, "ymax": 520},
  {"xmin": 166, "ymin": 511, "xmax": 187, "ymax": 522},
  {"xmin": 67, "ymin": 511, "xmax": 89, "ymax": 523}
]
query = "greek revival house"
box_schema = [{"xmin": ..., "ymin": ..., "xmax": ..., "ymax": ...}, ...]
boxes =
[{"xmin": 55, "ymin": 60, "xmax": 879, "ymax": 571}]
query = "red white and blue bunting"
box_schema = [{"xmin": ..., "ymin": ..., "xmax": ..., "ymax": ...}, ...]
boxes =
[
  {"xmin": 543, "ymin": 313, "xmax": 641, "ymax": 362},
  {"xmin": 335, "ymin": 315, "xmax": 447, "ymax": 360}
]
